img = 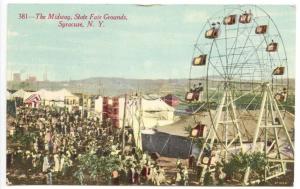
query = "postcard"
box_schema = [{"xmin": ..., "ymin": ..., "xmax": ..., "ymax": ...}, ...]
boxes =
[{"xmin": 1, "ymin": 2, "xmax": 297, "ymax": 187}]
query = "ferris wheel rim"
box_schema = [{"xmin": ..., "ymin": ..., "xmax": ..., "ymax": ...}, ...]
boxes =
[
  {"xmin": 188, "ymin": 5, "xmax": 289, "ymax": 81},
  {"xmin": 189, "ymin": 6, "xmax": 289, "ymax": 84},
  {"xmin": 187, "ymin": 5, "xmax": 290, "ymax": 115}
]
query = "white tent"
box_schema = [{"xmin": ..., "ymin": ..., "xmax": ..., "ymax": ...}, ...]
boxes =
[
  {"xmin": 35, "ymin": 88, "xmax": 78, "ymax": 102},
  {"xmin": 94, "ymin": 96, "xmax": 103, "ymax": 113},
  {"xmin": 53, "ymin": 89, "xmax": 77, "ymax": 101},
  {"xmin": 6, "ymin": 91, "xmax": 13, "ymax": 100},
  {"xmin": 141, "ymin": 98, "xmax": 175, "ymax": 112},
  {"xmin": 12, "ymin": 89, "xmax": 27, "ymax": 98},
  {"xmin": 36, "ymin": 89, "xmax": 51, "ymax": 100},
  {"xmin": 12, "ymin": 88, "xmax": 78, "ymax": 107},
  {"xmin": 121, "ymin": 97, "xmax": 175, "ymax": 129},
  {"xmin": 119, "ymin": 96, "xmax": 176, "ymax": 150},
  {"xmin": 23, "ymin": 91, "xmax": 37, "ymax": 100}
]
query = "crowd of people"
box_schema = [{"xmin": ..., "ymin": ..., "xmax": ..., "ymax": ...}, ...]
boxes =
[
  {"xmin": 6, "ymin": 105, "xmax": 188, "ymax": 185},
  {"xmin": 175, "ymin": 159, "xmax": 189, "ymax": 185}
]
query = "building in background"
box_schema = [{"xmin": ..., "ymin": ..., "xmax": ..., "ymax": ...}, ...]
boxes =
[
  {"xmin": 13, "ymin": 73, "xmax": 21, "ymax": 82},
  {"xmin": 26, "ymin": 75, "xmax": 37, "ymax": 82}
]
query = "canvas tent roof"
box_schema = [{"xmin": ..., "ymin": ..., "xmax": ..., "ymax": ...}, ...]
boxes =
[
  {"xmin": 142, "ymin": 94, "xmax": 161, "ymax": 100},
  {"xmin": 36, "ymin": 89, "xmax": 51, "ymax": 100},
  {"xmin": 37, "ymin": 88, "xmax": 78, "ymax": 101},
  {"xmin": 6, "ymin": 90, "xmax": 12, "ymax": 100},
  {"xmin": 124, "ymin": 96, "xmax": 176, "ymax": 150},
  {"xmin": 141, "ymin": 98, "xmax": 175, "ymax": 112},
  {"xmin": 156, "ymin": 110, "xmax": 295, "ymax": 140},
  {"xmin": 12, "ymin": 88, "xmax": 78, "ymax": 101},
  {"xmin": 12, "ymin": 89, "xmax": 27, "ymax": 98},
  {"xmin": 53, "ymin": 89, "xmax": 78, "ymax": 100},
  {"xmin": 23, "ymin": 91, "xmax": 37, "ymax": 100}
]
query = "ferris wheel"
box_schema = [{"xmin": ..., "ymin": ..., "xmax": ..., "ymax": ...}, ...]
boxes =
[
  {"xmin": 188, "ymin": 5, "xmax": 289, "ymax": 106},
  {"xmin": 187, "ymin": 5, "xmax": 294, "ymax": 185}
]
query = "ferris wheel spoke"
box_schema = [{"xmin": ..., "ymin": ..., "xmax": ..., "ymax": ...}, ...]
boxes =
[
  {"xmin": 194, "ymin": 43, "xmax": 225, "ymax": 80},
  {"xmin": 194, "ymin": 44, "xmax": 206, "ymax": 56},
  {"xmin": 208, "ymin": 61, "xmax": 226, "ymax": 80},
  {"xmin": 236, "ymin": 92, "xmax": 261, "ymax": 119},
  {"xmin": 239, "ymin": 37, "xmax": 264, "ymax": 81},
  {"xmin": 192, "ymin": 84, "xmax": 222, "ymax": 114},
  {"xmin": 227, "ymin": 22, "xmax": 241, "ymax": 76},
  {"xmin": 213, "ymin": 40, "xmax": 228, "ymax": 76},
  {"xmin": 231, "ymin": 37, "xmax": 266, "ymax": 78},
  {"xmin": 226, "ymin": 85, "xmax": 261, "ymax": 107},
  {"xmin": 225, "ymin": 23, "xmax": 252, "ymax": 58},
  {"xmin": 229, "ymin": 22, "xmax": 256, "ymax": 77}
]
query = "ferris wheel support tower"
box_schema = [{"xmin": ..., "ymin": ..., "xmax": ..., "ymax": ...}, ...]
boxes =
[
  {"xmin": 187, "ymin": 5, "xmax": 294, "ymax": 185},
  {"xmin": 243, "ymin": 82, "xmax": 294, "ymax": 185}
]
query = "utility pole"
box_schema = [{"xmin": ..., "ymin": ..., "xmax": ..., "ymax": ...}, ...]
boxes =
[
  {"xmin": 122, "ymin": 94, "xmax": 127, "ymax": 154},
  {"xmin": 137, "ymin": 92, "xmax": 143, "ymax": 151},
  {"xmin": 81, "ymin": 93, "xmax": 84, "ymax": 119}
]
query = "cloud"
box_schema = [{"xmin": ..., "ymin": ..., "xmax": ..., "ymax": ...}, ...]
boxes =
[{"xmin": 183, "ymin": 11, "xmax": 210, "ymax": 23}]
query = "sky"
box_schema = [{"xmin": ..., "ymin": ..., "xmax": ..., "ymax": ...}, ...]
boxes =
[{"xmin": 7, "ymin": 4, "xmax": 296, "ymax": 81}]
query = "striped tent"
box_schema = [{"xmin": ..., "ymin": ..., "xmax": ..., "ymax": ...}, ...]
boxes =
[{"xmin": 24, "ymin": 94, "xmax": 41, "ymax": 108}]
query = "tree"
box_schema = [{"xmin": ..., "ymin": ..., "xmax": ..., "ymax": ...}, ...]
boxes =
[
  {"xmin": 73, "ymin": 153, "xmax": 121, "ymax": 185},
  {"xmin": 222, "ymin": 152, "xmax": 267, "ymax": 184}
]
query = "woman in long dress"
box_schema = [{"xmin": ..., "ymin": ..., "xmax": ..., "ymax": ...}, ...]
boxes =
[
  {"xmin": 59, "ymin": 153, "xmax": 66, "ymax": 175},
  {"xmin": 53, "ymin": 154, "xmax": 60, "ymax": 172},
  {"xmin": 42, "ymin": 154, "xmax": 50, "ymax": 173}
]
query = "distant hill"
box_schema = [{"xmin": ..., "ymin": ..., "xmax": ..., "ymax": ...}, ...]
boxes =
[
  {"xmin": 7, "ymin": 77, "xmax": 295, "ymax": 97},
  {"xmin": 7, "ymin": 77, "xmax": 190, "ymax": 97}
]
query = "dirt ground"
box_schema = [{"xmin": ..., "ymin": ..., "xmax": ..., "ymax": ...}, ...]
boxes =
[
  {"xmin": 156, "ymin": 156, "xmax": 202, "ymax": 185},
  {"xmin": 157, "ymin": 110, "xmax": 295, "ymax": 142}
]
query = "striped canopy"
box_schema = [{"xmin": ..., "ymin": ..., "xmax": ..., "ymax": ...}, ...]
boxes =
[{"xmin": 24, "ymin": 94, "xmax": 41, "ymax": 104}]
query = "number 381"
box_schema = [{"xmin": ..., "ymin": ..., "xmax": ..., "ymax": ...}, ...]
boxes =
[{"xmin": 18, "ymin": 13, "xmax": 28, "ymax": 19}]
